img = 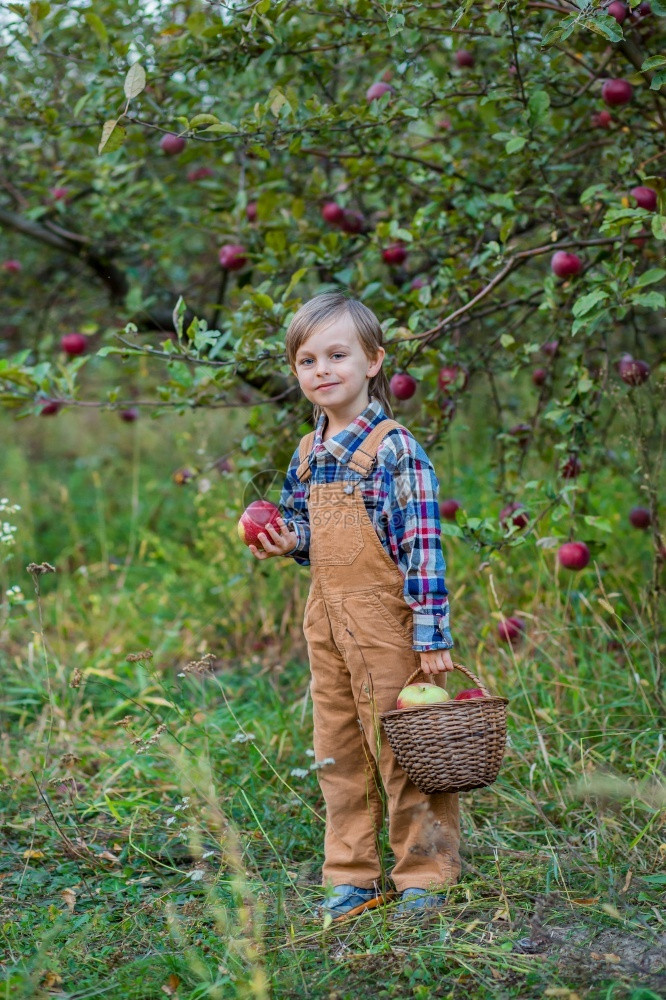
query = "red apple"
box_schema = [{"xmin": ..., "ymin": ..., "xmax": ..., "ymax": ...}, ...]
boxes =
[
  {"xmin": 2, "ymin": 259, "xmax": 21, "ymax": 273},
  {"xmin": 120, "ymin": 407, "xmax": 139, "ymax": 422},
  {"xmin": 50, "ymin": 186, "xmax": 69, "ymax": 201},
  {"xmin": 187, "ymin": 166, "xmax": 214, "ymax": 181},
  {"xmin": 558, "ymin": 541, "xmax": 590, "ymax": 570},
  {"xmin": 437, "ymin": 118, "xmax": 452, "ymax": 131},
  {"xmin": 455, "ymin": 50, "xmax": 474, "ymax": 68},
  {"xmin": 160, "ymin": 133, "xmax": 186, "ymax": 155},
  {"xmin": 340, "ymin": 209, "xmax": 365, "ymax": 234},
  {"xmin": 629, "ymin": 506, "xmax": 651, "ymax": 529},
  {"xmin": 532, "ymin": 368, "xmax": 547, "ymax": 386},
  {"xmin": 542, "ymin": 340, "xmax": 560, "ymax": 357},
  {"xmin": 321, "ymin": 202, "xmax": 345, "ymax": 225},
  {"xmin": 561, "ymin": 455, "xmax": 582, "ymax": 479},
  {"xmin": 382, "ymin": 244, "xmax": 407, "ymax": 266},
  {"xmin": 218, "ymin": 243, "xmax": 247, "ymax": 271},
  {"xmin": 60, "ymin": 332, "xmax": 88, "ymax": 356},
  {"xmin": 497, "ymin": 617, "xmax": 525, "ymax": 644},
  {"xmin": 246, "ymin": 201, "xmax": 258, "ymax": 222},
  {"xmin": 500, "ymin": 501, "xmax": 529, "ymax": 529},
  {"xmin": 390, "ymin": 373, "xmax": 417, "ymax": 400},
  {"xmin": 439, "ymin": 499, "xmax": 461, "ymax": 521},
  {"xmin": 454, "ymin": 688, "xmax": 486, "ymax": 700},
  {"xmin": 630, "ymin": 186, "xmax": 657, "ymax": 211},
  {"xmin": 606, "ymin": 1, "xmax": 628, "ymax": 22},
  {"xmin": 438, "ymin": 365, "xmax": 468, "ymax": 394},
  {"xmin": 591, "ymin": 110, "xmax": 612, "ymax": 128},
  {"xmin": 40, "ymin": 399, "xmax": 62, "ymax": 416},
  {"xmin": 601, "ymin": 79, "xmax": 633, "ymax": 106},
  {"xmin": 366, "ymin": 81, "xmax": 393, "ymax": 102},
  {"xmin": 410, "ymin": 276, "xmax": 427, "ymax": 290},
  {"xmin": 238, "ymin": 499, "xmax": 283, "ymax": 549},
  {"xmin": 551, "ymin": 251, "xmax": 583, "ymax": 278},
  {"xmin": 618, "ymin": 354, "xmax": 650, "ymax": 385}
]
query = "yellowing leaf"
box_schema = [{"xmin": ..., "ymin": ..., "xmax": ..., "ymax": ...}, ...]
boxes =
[
  {"xmin": 22, "ymin": 849, "xmax": 45, "ymax": 860},
  {"xmin": 124, "ymin": 62, "xmax": 146, "ymax": 100},
  {"xmin": 571, "ymin": 896, "xmax": 600, "ymax": 905}
]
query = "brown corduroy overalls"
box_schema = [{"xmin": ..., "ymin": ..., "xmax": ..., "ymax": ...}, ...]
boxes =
[{"xmin": 295, "ymin": 418, "xmax": 461, "ymax": 893}]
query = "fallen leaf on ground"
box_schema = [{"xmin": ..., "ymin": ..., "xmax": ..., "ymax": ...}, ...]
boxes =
[
  {"xmin": 571, "ymin": 896, "xmax": 600, "ymax": 905},
  {"xmin": 22, "ymin": 849, "xmax": 45, "ymax": 860},
  {"xmin": 61, "ymin": 888, "xmax": 76, "ymax": 912}
]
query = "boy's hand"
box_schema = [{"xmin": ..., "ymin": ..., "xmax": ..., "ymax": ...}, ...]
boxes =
[
  {"xmin": 248, "ymin": 517, "xmax": 299, "ymax": 559},
  {"xmin": 420, "ymin": 648, "xmax": 455, "ymax": 676}
]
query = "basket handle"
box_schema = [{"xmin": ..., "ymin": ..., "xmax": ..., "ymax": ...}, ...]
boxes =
[{"xmin": 405, "ymin": 662, "xmax": 491, "ymax": 697}]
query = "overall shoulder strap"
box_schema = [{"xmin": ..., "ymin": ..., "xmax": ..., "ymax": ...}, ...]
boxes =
[
  {"xmin": 295, "ymin": 431, "xmax": 316, "ymax": 482},
  {"xmin": 348, "ymin": 419, "xmax": 408, "ymax": 477}
]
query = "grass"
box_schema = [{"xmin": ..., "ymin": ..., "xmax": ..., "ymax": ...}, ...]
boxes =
[{"xmin": 0, "ymin": 396, "xmax": 664, "ymax": 1000}]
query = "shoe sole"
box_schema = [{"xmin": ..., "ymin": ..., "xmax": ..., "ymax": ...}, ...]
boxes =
[{"xmin": 330, "ymin": 891, "xmax": 396, "ymax": 922}]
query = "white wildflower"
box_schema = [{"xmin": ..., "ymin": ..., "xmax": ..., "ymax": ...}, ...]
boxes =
[
  {"xmin": 290, "ymin": 768, "xmax": 309, "ymax": 779},
  {"xmin": 231, "ymin": 732, "xmax": 255, "ymax": 744}
]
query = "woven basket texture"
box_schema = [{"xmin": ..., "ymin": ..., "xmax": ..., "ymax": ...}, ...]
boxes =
[{"xmin": 380, "ymin": 663, "xmax": 508, "ymax": 794}]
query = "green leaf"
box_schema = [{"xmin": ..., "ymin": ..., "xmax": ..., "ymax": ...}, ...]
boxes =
[
  {"xmin": 202, "ymin": 122, "xmax": 238, "ymax": 134},
  {"xmin": 650, "ymin": 69, "xmax": 666, "ymax": 90},
  {"xmin": 651, "ymin": 214, "xmax": 666, "ymax": 240},
  {"xmin": 572, "ymin": 290, "xmax": 609, "ymax": 317},
  {"xmin": 256, "ymin": 0, "xmax": 271, "ymax": 12},
  {"xmin": 189, "ymin": 114, "xmax": 221, "ymax": 128},
  {"xmin": 98, "ymin": 119, "xmax": 125, "ymax": 154},
  {"xmin": 387, "ymin": 12, "xmax": 405, "ymax": 35},
  {"xmin": 527, "ymin": 90, "xmax": 550, "ymax": 125},
  {"xmin": 440, "ymin": 522, "xmax": 464, "ymax": 537},
  {"xmin": 586, "ymin": 12, "xmax": 623, "ymax": 42},
  {"xmin": 505, "ymin": 136, "xmax": 527, "ymax": 154},
  {"xmin": 185, "ymin": 11, "xmax": 206, "ymax": 36},
  {"xmin": 641, "ymin": 54, "xmax": 666, "ymax": 71},
  {"xmin": 124, "ymin": 62, "xmax": 146, "ymax": 100},
  {"xmin": 84, "ymin": 11, "xmax": 108, "ymax": 46},
  {"xmin": 649, "ymin": 0, "xmax": 666, "ymax": 13},
  {"xmin": 583, "ymin": 515, "xmax": 613, "ymax": 533},
  {"xmin": 631, "ymin": 291, "xmax": 666, "ymax": 309},
  {"xmin": 634, "ymin": 267, "xmax": 666, "ymax": 287},
  {"xmin": 500, "ymin": 334, "xmax": 515, "ymax": 348}
]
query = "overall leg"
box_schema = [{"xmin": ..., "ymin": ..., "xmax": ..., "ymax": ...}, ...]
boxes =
[
  {"xmin": 306, "ymin": 595, "xmax": 384, "ymax": 889},
  {"xmin": 343, "ymin": 594, "xmax": 461, "ymax": 892}
]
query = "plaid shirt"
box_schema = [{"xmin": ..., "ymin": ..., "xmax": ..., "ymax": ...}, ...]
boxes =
[{"xmin": 279, "ymin": 397, "xmax": 453, "ymax": 651}]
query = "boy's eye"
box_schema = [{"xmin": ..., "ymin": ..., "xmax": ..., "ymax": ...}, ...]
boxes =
[{"xmin": 299, "ymin": 353, "xmax": 346, "ymax": 364}]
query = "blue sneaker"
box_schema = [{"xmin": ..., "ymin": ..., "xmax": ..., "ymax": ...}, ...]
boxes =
[
  {"xmin": 318, "ymin": 884, "xmax": 389, "ymax": 922},
  {"xmin": 396, "ymin": 887, "xmax": 445, "ymax": 916}
]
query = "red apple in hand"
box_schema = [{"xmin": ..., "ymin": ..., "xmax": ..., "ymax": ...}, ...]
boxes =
[
  {"xmin": 238, "ymin": 500, "xmax": 283, "ymax": 549},
  {"xmin": 454, "ymin": 688, "xmax": 486, "ymax": 700}
]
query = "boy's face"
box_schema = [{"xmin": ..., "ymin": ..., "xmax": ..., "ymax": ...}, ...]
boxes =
[{"xmin": 291, "ymin": 313, "xmax": 385, "ymax": 425}]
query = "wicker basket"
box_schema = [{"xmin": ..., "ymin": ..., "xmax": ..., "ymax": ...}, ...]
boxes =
[{"xmin": 380, "ymin": 663, "xmax": 508, "ymax": 794}]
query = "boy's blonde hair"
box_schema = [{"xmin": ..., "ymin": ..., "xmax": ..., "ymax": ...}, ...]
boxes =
[{"xmin": 285, "ymin": 291, "xmax": 394, "ymax": 424}]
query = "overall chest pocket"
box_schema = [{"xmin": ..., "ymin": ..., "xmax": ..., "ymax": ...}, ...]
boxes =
[{"xmin": 309, "ymin": 505, "xmax": 364, "ymax": 566}]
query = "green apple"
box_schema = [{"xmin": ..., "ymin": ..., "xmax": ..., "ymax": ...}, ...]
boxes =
[{"xmin": 396, "ymin": 683, "xmax": 450, "ymax": 710}]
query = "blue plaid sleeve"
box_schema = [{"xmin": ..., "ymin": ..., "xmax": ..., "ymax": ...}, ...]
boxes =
[
  {"xmin": 383, "ymin": 432, "xmax": 453, "ymax": 652},
  {"xmin": 279, "ymin": 446, "xmax": 310, "ymax": 566}
]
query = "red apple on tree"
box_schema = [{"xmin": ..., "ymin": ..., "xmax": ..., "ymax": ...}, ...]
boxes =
[
  {"xmin": 238, "ymin": 500, "xmax": 283, "ymax": 550},
  {"xmin": 390, "ymin": 373, "xmax": 417, "ymax": 400},
  {"xmin": 558, "ymin": 541, "xmax": 590, "ymax": 570},
  {"xmin": 366, "ymin": 81, "xmax": 393, "ymax": 102},
  {"xmin": 551, "ymin": 251, "xmax": 583, "ymax": 278},
  {"xmin": 591, "ymin": 110, "xmax": 612, "ymax": 128},
  {"xmin": 455, "ymin": 50, "xmax": 474, "ymax": 68},
  {"xmin": 532, "ymin": 368, "xmax": 547, "ymax": 386},
  {"xmin": 160, "ymin": 133, "xmax": 186, "ymax": 155},
  {"xmin": 187, "ymin": 166, "xmax": 214, "ymax": 181},
  {"xmin": 39, "ymin": 399, "xmax": 62, "ymax": 416},
  {"xmin": 601, "ymin": 79, "xmax": 633, "ymax": 106},
  {"xmin": 340, "ymin": 209, "xmax": 365, "ymax": 234},
  {"xmin": 218, "ymin": 243, "xmax": 248, "ymax": 271},
  {"xmin": 50, "ymin": 186, "xmax": 69, "ymax": 201},
  {"xmin": 438, "ymin": 365, "xmax": 469, "ymax": 393},
  {"xmin": 60, "ymin": 332, "xmax": 88, "ymax": 356},
  {"xmin": 542, "ymin": 340, "xmax": 559, "ymax": 357},
  {"xmin": 321, "ymin": 202, "xmax": 345, "ymax": 225},
  {"xmin": 2, "ymin": 259, "xmax": 21, "ymax": 273},
  {"xmin": 630, "ymin": 186, "xmax": 657, "ymax": 211},
  {"xmin": 629, "ymin": 506, "xmax": 651, "ymax": 529},
  {"xmin": 120, "ymin": 407, "xmax": 139, "ymax": 422},
  {"xmin": 618, "ymin": 354, "xmax": 650, "ymax": 385},
  {"xmin": 500, "ymin": 501, "xmax": 529, "ymax": 529},
  {"xmin": 561, "ymin": 455, "xmax": 582, "ymax": 479},
  {"xmin": 439, "ymin": 499, "xmax": 461, "ymax": 521},
  {"xmin": 606, "ymin": 1, "xmax": 628, "ymax": 22},
  {"xmin": 246, "ymin": 201, "xmax": 258, "ymax": 222},
  {"xmin": 382, "ymin": 244, "xmax": 407, "ymax": 266},
  {"xmin": 410, "ymin": 276, "xmax": 427, "ymax": 290},
  {"xmin": 497, "ymin": 617, "xmax": 525, "ymax": 644}
]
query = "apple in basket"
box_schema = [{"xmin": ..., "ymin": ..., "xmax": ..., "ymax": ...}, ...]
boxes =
[
  {"xmin": 396, "ymin": 683, "xmax": 451, "ymax": 709},
  {"xmin": 454, "ymin": 688, "xmax": 486, "ymax": 700},
  {"xmin": 238, "ymin": 500, "xmax": 282, "ymax": 549}
]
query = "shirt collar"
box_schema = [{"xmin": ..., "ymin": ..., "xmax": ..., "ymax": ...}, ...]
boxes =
[{"xmin": 313, "ymin": 396, "xmax": 387, "ymax": 464}]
